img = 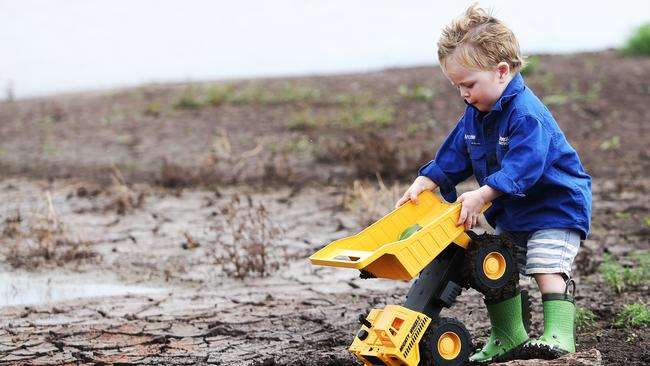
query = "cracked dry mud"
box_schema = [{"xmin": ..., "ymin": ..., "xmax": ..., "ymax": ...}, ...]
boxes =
[{"xmin": 0, "ymin": 176, "xmax": 648, "ymax": 365}]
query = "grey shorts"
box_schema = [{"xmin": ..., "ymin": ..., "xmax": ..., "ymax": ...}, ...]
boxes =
[{"xmin": 495, "ymin": 228, "xmax": 581, "ymax": 278}]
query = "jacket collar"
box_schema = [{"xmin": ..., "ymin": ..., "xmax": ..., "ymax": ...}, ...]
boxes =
[{"xmin": 464, "ymin": 73, "xmax": 525, "ymax": 113}]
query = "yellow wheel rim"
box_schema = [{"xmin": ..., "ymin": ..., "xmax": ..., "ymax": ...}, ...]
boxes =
[
  {"xmin": 483, "ymin": 252, "xmax": 506, "ymax": 280},
  {"xmin": 437, "ymin": 331, "xmax": 461, "ymax": 360}
]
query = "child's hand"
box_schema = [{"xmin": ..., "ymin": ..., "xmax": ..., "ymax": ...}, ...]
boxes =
[
  {"xmin": 395, "ymin": 176, "xmax": 437, "ymax": 209},
  {"xmin": 456, "ymin": 186, "xmax": 502, "ymax": 230},
  {"xmin": 456, "ymin": 189, "xmax": 487, "ymax": 230}
]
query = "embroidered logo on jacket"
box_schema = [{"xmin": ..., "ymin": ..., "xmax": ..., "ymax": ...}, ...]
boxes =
[
  {"xmin": 499, "ymin": 136, "xmax": 510, "ymax": 146},
  {"xmin": 464, "ymin": 134, "xmax": 476, "ymax": 140}
]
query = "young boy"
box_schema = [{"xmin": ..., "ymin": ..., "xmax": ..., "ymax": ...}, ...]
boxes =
[{"xmin": 395, "ymin": 5, "xmax": 592, "ymax": 362}]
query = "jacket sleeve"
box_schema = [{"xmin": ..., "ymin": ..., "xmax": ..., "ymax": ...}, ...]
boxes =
[
  {"xmin": 418, "ymin": 118, "xmax": 472, "ymax": 202},
  {"xmin": 483, "ymin": 114, "xmax": 553, "ymax": 198}
]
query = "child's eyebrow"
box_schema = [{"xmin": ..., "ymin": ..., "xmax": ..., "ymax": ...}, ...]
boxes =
[{"xmin": 450, "ymin": 80, "xmax": 474, "ymax": 87}]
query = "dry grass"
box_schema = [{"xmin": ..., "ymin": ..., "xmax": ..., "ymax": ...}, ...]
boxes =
[
  {"xmin": 1, "ymin": 191, "xmax": 98, "ymax": 269},
  {"xmin": 69, "ymin": 166, "xmax": 145, "ymax": 215},
  {"xmin": 181, "ymin": 231, "xmax": 200, "ymax": 250},
  {"xmin": 158, "ymin": 129, "xmax": 297, "ymax": 188},
  {"xmin": 158, "ymin": 159, "xmax": 194, "ymax": 188},
  {"xmin": 343, "ymin": 175, "xmax": 405, "ymax": 228},
  {"xmin": 314, "ymin": 130, "xmax": 423, "ymax": 180},
  {"xmin": 105, "ymin": 165, "xmax": 145, "ymax": 215},
  {"xmin": 209, "ymin": 194, "xmax": 286, "ymax": 279}
]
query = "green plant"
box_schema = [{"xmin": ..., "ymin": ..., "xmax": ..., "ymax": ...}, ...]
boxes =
[
  {"xmin": 613, "ymin": 303, "xmax": 650, "ymax": 328},
  {"xmin": 599, "ymin": 136, "xmax": 621, "ymax": 151},
  {"xmin": 206, "ymin": 85, "xmax": 236, "ymax": 105},
  {"xmin": 335, "ymin": 104, "xmax": 394, "ymax": 129},
  {"xmin": 625, "ymin": 332, "xmax": 640, "ymax": 343},
  {"xmin": 334, "ymin": 92, "xmax": 374, "ymax": 105},
  {"xmin": 542, "ymin": 94, "xmax": 568, "ymax": 107},
  {"xmin": 583, "ymin": 82, "xmax": 603, "ymax": 103},
  {"xmin": 42, "ymin": 142, "xmax": 59, "ymax": 155},
  {"xmin": 614, "ymin": 211, "xmax": 631, "ymax": 219},
  {"xmin": 407, "ymin": 121, "xmax": 426, "ymax": 134},
  {"xmin": 600, "ymin": 252, "xmax": 650, "ymax": 293},
  {"xmin": 174, "ymin": 86, "xmax": 203, "ymax": 109},
  {"xmin": 206, "ymin": 82, "xmax": 321, "ymax": 106},
  {"xmin": 575, "ymin": 306, "xmax": 597, "ymax": 331},
  {"xmin": 539, "ymin": 72, "xmax": 560, "ymax": 95},
  {"xmin": 626, "ymin": 252, "xmax": 650, "ymax": 286},
  {"xmin": 600, "ymin": 253, "xmax": 625, "ymax": 292},
  {"xmin": 621, "ymin": 22, "xmax": 650, "ymax": 56},
  {"xmin": 397, "ymin": 84, "xmax": 434, "ymax": 101},
  {"xmin": 566, "ymin": 80, "xmax": 603, "ymax": 105},
  {"xmin": 143, "ymin": 102, "xmax": 162, "ymax": 117},
  {"xmin": 521, "ymin": 55, "xmax": 540, "ymax": 76},
  {"xmin": 543, "ymin": 79, "xmax": 601, "ymax": 110},
  {"xmin": 285, "ymin": 135, "xmax": 313, "ymax": 155},
  {"xmin": 237, "ymin": 84, "xmax": 270, "ymax": 104},
  {"xmin": 273, "ymin": 83, "xmax": 320, "ymax": 103},
  {"xmin": 289, "ymin": 108, "xmax": 325, "ymax": 130}
]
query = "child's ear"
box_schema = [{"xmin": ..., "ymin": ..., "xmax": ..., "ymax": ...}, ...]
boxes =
[{"xmin": 497, "ymin": 62, "xmax": 510, "ymax": 81}]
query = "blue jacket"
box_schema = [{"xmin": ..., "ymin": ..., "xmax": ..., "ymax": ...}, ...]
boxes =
[{"xmin": 419, "ymin": 73, "xmax": 592, "ymax": 239}]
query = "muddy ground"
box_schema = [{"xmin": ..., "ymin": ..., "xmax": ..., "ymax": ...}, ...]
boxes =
[{"xmin": 0, "ymin": 50, "xmax": 649, "ymax": 365}]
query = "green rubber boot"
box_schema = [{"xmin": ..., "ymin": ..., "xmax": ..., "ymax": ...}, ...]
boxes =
[
  {"xmin": 528, "ymin": 293, "xmax": 576, "ymax": 355},
  {"xmin": 470, "ymin": 292, "xmax": 529, "ymax": 362}
]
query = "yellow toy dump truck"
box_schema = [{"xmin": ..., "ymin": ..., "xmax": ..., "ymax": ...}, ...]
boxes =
[{"xmin": 310, "ymin": 190, "xmax": 523, "ymax": 366}]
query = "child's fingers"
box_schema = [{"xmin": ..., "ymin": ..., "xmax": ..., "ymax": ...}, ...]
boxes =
[
  {"xmin": 396, "ymin": 189, "xmax": 414, "ymax": 208},
  {"xmin": 468, "ymin": 214, "xmax": 473, "ymax": 229},
  {"xmin": 409, "ymin": 189, "xmax": 420, "ymax": 205},
  {"xmin": 470, "ymin": 214, "xmax": 478, "ymax": 229},
  {"xmin": 395, "ymin": 194, "xmax": 408, "ymax": 209},
  {"xmin": 457, "ymin": 206, "xmax": 467, "ymax": 226},
  {"xmin": 457, "ymin": 196, "xmax": 468, "ymax": 226}
]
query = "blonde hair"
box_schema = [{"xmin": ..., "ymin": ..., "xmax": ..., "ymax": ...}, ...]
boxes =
[{"xmin": 438, "ymin": 4, "xmax": 523, "ymax": 73}]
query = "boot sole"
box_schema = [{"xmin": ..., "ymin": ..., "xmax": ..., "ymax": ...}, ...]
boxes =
[{"xmin": 507, "ymin": 343, "xmax": 570, "ymax": 360}]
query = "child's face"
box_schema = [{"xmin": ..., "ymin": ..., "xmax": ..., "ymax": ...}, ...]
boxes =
[{"xmin": 442, "ymin": 60, "xmax": 511, "ymax": 112}]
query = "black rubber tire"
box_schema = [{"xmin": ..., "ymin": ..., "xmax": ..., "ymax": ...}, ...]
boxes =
[
  {"xmin": 462, "ymin": 233, "xmax": 518, "ymax": 301},
  {"xmin": 418, "ymin": 317, "xmax": 471, "ymax": 366}
]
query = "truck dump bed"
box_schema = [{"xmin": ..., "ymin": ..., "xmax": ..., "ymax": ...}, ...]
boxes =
[{"xmin": 310, "ymin": 190, "xmax": 488, "ymax": 281}]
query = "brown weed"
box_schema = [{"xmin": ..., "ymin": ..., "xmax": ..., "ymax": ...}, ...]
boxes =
[{"xmin": 209, "ymin": 194, "xmax": 286, "ymax": 279}]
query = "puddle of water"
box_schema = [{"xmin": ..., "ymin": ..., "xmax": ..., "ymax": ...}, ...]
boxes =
[{"xmin": 0, "ymin": 272, "xmax": 166, "ymax": 307}]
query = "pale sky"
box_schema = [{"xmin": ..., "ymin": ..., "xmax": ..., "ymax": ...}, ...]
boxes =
[{"xmin": 1, "ymin": 0, "xmax": 649, "ymax": 99}]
